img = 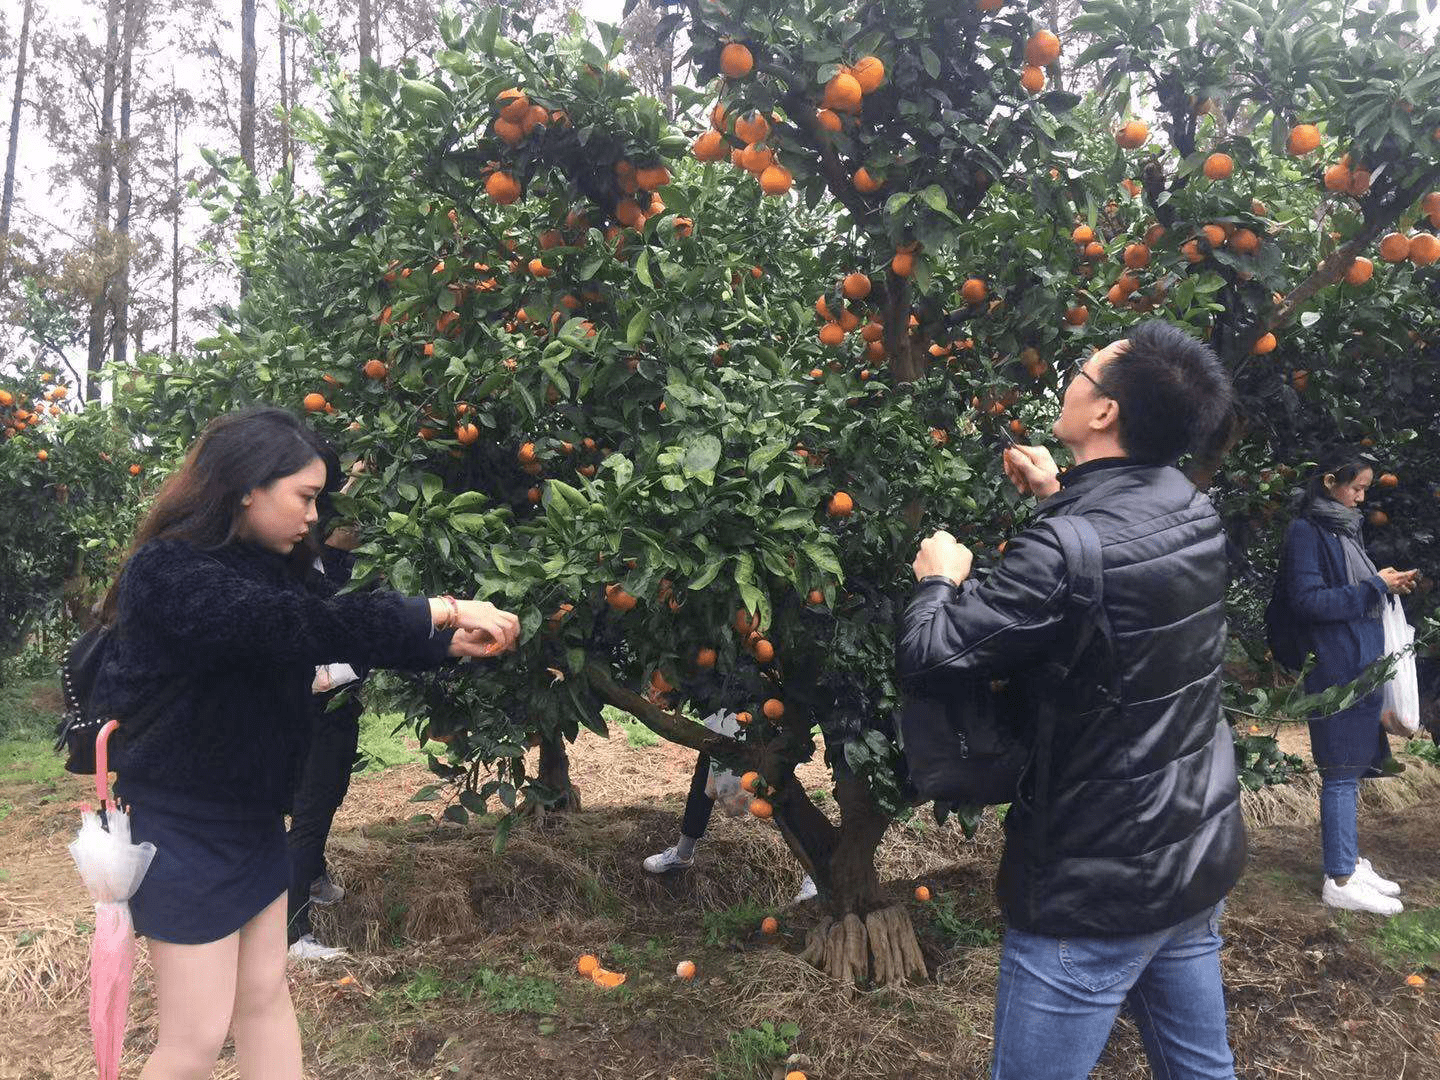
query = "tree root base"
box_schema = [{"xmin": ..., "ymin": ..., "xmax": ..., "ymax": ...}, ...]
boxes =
[{"xmin": 797, "ymin": 904, "xmax": 928, "ymax": 994}]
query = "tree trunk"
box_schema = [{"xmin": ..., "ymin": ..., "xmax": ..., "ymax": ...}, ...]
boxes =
[
  {"xmin": 112, "ymin": 0, "xmax": 139, "ymax": 374},
  {"xmin": 652, "ymin": 0, "xmax": 674, "ymax": 119},
  {"xmin": 535, "ymin": 731, "xmax": 581, "ymax": 812},
  {"xmin": 0, "ymin": 0, "xmax": 34, "ymax": 274},
  {"xmin": 239, "ymin": 0, "xmax": 256, "ymax": 171},
  {"xmin": 358, "ymin": 0, "xmax": 373, "ymax": 68},
  {"xmin": 86, "ymin": 0, "xmax": 124, "ymax": 400},
  {"xmin": 278, "ymin": 11, "xmax": 291, "ymax": 174},
  {"xmin": 170, "ymin": 69, "xmax": 181, "ymax": 357}
]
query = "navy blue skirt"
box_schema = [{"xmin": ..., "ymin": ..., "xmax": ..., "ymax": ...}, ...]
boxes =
[{"xmin": 119, "ymin": 779, "xmax": 289, "ymax": 945}]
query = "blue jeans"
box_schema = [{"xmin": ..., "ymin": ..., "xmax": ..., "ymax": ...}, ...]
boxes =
[
  {"xmin": 1319, "ymin": 766, "xmax": 1365, "ymax": 879},
  {"xmin": 992, "ymin": 902, "xmax": 1235, "ymax": 1080}
]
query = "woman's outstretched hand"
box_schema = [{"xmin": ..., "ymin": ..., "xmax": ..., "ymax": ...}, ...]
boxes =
[{"xmin": 434, "ymin": 598, "xmax": 522, "ymax": 657}]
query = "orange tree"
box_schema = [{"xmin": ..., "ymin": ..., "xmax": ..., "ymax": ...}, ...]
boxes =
[{"xmin": 101, "ymin": 0, "xmax": 1440, "ymax": 986}]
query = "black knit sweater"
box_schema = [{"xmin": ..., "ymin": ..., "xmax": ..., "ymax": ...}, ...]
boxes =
[{"xmin": 93, "ymin": 538, "xmax": 453, "ymax": 815}]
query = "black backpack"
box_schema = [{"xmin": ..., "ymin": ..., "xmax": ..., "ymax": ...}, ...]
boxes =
[
  {"xmin": 897, "ymin": 515, "xmax": 1113, "ymax": 807},
  {"xmin": 55, "ymin": 623, "xmax": 188, "ymax": 775},
  {"xmin": 1264, "ymin": 534, "xmax": 1309, "ymax": 672}
]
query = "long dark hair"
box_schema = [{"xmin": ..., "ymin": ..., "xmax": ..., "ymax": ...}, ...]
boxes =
[
  {"xmin": 102, "ymin": 407, "xmax": 326, "ymax": 621},
  {"xmin": 1298, "ymin": 447, "xmax": 1378, "ymax": 514}
]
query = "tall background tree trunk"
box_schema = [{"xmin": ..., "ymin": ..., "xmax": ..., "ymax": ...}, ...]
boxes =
[
  {"xmin": 0, "ymin": 0, "xmax": 35, "ymax": 278},
  {"xmin": 239, "ymin": 0, "xmax": 256, "ymax": 170},
  {"xmin": 358, "ymin": 0, "xmax": 373, "ymax": 68},
  {"xmin": 278, "ymin": 10, "xmax": 291, "ymax": 175},
  {"xmin": 170, "ymin": 68, "xmax": 180, "ymax": 356},
  {"xmin": 112, "ymin": 0, "xmax": 139, "ymax": 373},
  {"xmin": 85, "ymin": 0, "xmax": 124, "ymax": 400}
]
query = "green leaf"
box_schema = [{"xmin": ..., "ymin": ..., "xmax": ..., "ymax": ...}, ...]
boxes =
[
  {"xmin": 636, "ymin": 249, "xmax": 653, "ymax": 287},
  {"xmin": 626, "ymin": 308, "xmax": 651, "ymax": 346},
  {"xmin": 682, "ymin": 434, "xmax": 722, "ymax": 476},
  {"xmin": 920, "ymin": 44, "xmax": 940, "ymax": 78}
]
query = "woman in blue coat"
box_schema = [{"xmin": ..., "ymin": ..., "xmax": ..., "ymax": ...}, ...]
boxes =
[{"xmin": 1280, "ymin": 451, "xmax": 1417, "ymax": 915}]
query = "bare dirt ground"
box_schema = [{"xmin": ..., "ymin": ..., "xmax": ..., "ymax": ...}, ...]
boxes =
[{"xmin": 3, "ymin": 711, "xmax": 1438, "ymax": 1080}]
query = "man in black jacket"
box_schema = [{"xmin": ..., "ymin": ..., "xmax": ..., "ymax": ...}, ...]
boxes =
[{"xmin": 899, "ymin": 321, "xmax": 1246, "ymax": 1080}]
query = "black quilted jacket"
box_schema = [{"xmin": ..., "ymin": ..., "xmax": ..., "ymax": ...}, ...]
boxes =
[
  {"xmin": 897, "ymin": 459, "xmax": 1246, "ymax": 936},
  {"xmin": 93, "ymin": 538, "xmax": 453, "ymax": 815}
]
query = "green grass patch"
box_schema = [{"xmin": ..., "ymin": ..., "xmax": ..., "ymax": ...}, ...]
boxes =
[
  {"xmin": 1370, "ymin": 906, "xmax": 1440, "ymax": 969},
  {"xmin": 618, "ymin": 718, "xmax": 661, "ymax": 749},
  {"xmin": 462, "ymin": 968, "xmax": 558, "ymax": 1014},
  {"xmin": 930, "ymin": 896, "xmax": 1001, "ymax": 949},
  {"xmin": 712, "ymin": 1021, "xmax": 800, "ymax": 1080},
  {"xmin": 702, "ymin": 901, "xmax": 774, "ymax": 946},
  {"xmin": 0, "ymin": 678, "xmax": 66, "ymax": 787},
  {"xmin": 354, "ymin": 709, "xmax": 447, "ymax": 776},
  {"xmin": 1403, "ymin": 738, "xmax": 1440, "ymax": 767}
]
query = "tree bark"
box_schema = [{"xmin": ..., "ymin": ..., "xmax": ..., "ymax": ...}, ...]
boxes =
[
  {"xmin": 170, "ymin": 69, "xmax": 181, "ymax": 356},
  {"xmin": 278, "ymin": 10, "xmax": 291, "ymax": 175},
  {"xmin": 112, "ymin": 0, "xmax": 140, "ymax": 373},
  {"xmin": 358, "ymin": 0, "xmax": 374, "ymax": 68},
  {"xmin": 239, "ymin": 0, "xmax": 256, "ymax": 171},
  {"xmin": 86, "ymin": 0, "xmax": 124, "ymax": 401},
  {"xmin": 536, "ymin": 731, "xmax": 581, "ymax": 812},
  {"xmin": 0, "ymin": 0, "xmax": 34, "ymax": 273}
]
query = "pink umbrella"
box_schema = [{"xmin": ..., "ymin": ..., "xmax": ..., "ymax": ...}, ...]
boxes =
[{"xmin": 69, "ymin": 720, "xmax": 155, "ymax": 1080}]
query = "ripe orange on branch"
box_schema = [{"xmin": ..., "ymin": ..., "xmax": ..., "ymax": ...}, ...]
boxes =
[
  {"xmin": 1020, "ymin": 65, "xmax": 1045, "ymax": 93},
  {"xmin": 1115, "ymin": 120, "xmax": 1149, "ymax": 149},
  {"xmin": 853, "ymin": 167, "xmax": 883, "ymax": 194},
  {"xmin": 1408, "ymin": 232, "xmax": 1439, "ymax": 266},
  {"xmin": 485, "ymin": 171, "xmax": 521, "ymax": 205},
  {"xmin": 720, "ymin": 42, "xmax": 754, "ymax": 78},
  {"xmin": 827, "ymin": 491, "xmax": 854, "ymax": 517},
  {"xmin": 1344, "ymin": 256, "xmax": 1373, "ymax": 286},
  {"xmin": 1202, "ymin": 153, "xmax": 1233, "ymax": 180},
  {"xmin": 850, "ymin": 55, "xmax": 886, "ymax": 93},
  {"xmin": 822, "ymin": 72, "xmax": 863, "ymax": 113},
  {"xmin": 843, "ymin": 272, "xmax": 872, "ymax": 300},
  {"xmin": 1024, "ymin": 30, "xmax": 1061, "ymax": 67},
  {"xmin": 1379, "ymin": 232, "xmax": 1410, "ymax": 262},
  {"xmin": 1287, "ymin": 123, "xmax": 1321, "ymax": 155}
]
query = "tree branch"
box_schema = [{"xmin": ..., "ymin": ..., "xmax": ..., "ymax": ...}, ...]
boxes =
[{"xmin": 583, "ymin": 662, "xmax": 745, "ymax": 757}]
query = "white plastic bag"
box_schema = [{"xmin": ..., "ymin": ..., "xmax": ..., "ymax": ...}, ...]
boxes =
[
  {"xmin": 1381, "ymin": 596, "xmax": 1420, "ymax": 736},
  {"xmin": 700, "ymin": 710, "xmax": 751, "ymax": 816}
]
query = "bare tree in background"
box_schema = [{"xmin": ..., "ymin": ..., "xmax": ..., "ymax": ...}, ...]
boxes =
[
  {"xmin": 113, "ymin": 0, "xmax": 147, "ymax": 372},
  {"xmin": 1, "ymin": 0, "xmax": 35, "ymax": 278},
  {"xmin": 85, "ymin": 0, "xmax": 123, "ymax": 398}
]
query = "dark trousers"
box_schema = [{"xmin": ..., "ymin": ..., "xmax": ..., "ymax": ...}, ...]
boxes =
[
  {"xmin": 682, "ymin": 754, "xmax": 715, "ymax": 840},
  {"xmin": 287, "ymin": 698, "xmax": 361, "ymax": 943}
]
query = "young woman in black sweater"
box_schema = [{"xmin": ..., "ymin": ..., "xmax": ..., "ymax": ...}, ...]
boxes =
[{"xmin": 93, "ymin": 407, "xmax": 519, "ymax": 1080}]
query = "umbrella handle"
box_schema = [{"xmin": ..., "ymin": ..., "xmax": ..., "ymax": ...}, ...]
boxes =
[{"xmin": 95, "ymin": 720, "xmax": 120, "ymax": 806}]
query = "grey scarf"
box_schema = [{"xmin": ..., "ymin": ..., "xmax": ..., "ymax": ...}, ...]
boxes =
[{"xmin": 1306, "ymin": 498, "xmax": 1381, "ymax": 615}]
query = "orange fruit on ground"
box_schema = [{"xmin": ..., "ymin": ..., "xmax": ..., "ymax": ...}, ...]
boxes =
[
  {"xmin": 740, "ymin": 771, "xmax": 761, "ymax": 793},
  {"xmin": 1287, "ymin": 123, "xmax": 1321, "ymax": 155},
  {"xmin": 760, "ymin": 164, "xmax": 793, "ymax": 195},
  {"xmin": 1408, "ymin": 232, "xmax": 1440, "ymax": 266},
  {"xmin": 636, "ymin": 164, "xmax": 671, "ymax": 190},
  {"xmin": 720, "ymin": 42, "xmax": 754, "ymax": 79},
  {"xmin": 1020, "ymin": 65, "xmax": 1045, "ymax": 93},
  {"xmin": 843, "ymin": 272, "xmax": 872, "ymax": 300},
  {"xmin": 762, "ymin": 698, "xmax": 786, "ymax": 720},
  {"xmin": 1322, "ymin": 163, "xmax": 1351, "ymax": 192},
  {"xmin": 914, "ymin": 885, "xmax": 932, "ymax": 902},
  {"xmin": 1202, "ymin": 153, "xmax": 1233, "ymax": 180},
  {"xmin": 1251, "ymin": 332, "xmax": 1277, "ymax": 355},
  {"xmin": 851, "ymin": 55, "xmax": 885, "ymax": 93},
  {"xmin": 749, "ymin": 798, "xmax": 774, "ymax": 819},
  {"xmin": 853, "ymin": 167, "xmax": 883, "ymax": 194},
  {"xmin": 1368, "ymin": 510, "xmax": 1389, "ymax": 527},
  {"xmin": 819, "ymin": 322, "xmax": 845, "ymax": 346},
  {"xmin": 576, "ymin": 955, "xmax": 601, "ymax": 976},
  {"xmin": 961, "ymin": 278, "xmax": 988, "ymax": 305},
  {"xmin": 1024, "ymin": 30, "xmax": 1061, "ymax": 67},
  {"xmin": 1115, "ymin": 120, "xmax": 1149, "ymax": 149},
  {"xmin": 752, "ymin": 639, "xmax": 775, "ymax": 663},
  {"xmin": 1072, "ymin": 224, "xmax": 1095, "ymax": 244},
  {"xmin": 591, "ymin": 968, "xmax": 626, "ymax": 988},
  {"xmin": 129, "ymin": 463, "xmax": 142, "ymax": 476},
  {"xmin": 891, "ymin": 251, "xmax": 915, "ymax": 277},
  {"xmin": 1405, "ymin": 973, "xmax": 1426, "ymax": 988},
  {"xmin": 761, "ymin": 916, "xmax": 780, "ymax": 935},
  {"xmin": 1064, "ymin": 304, "xmax": 1089, "ymax": 325},
  {"xmin": 1229, "ymin": 228, "xmax": 1260, "ymax": 255},
  {"xmin": 1379, "ymin": 232, "xmax": 1410, "ymax": 262},
  {"xmin": 692, "ymin": 130, "xmax": 725, "ymax": 161},
  {"xmin": 363, "ymin": 358, "xmax": 388, "ymax": 380},
  {"xmin": 675, "ymin": 960, "xmax": 697, "ymax": 980},
  {"xmin": 303, "ymin": 392, "xmax": 326, "ymax": 412},
  {"xmin": 1344, "ymin": 256, "xmax": 1374, "ymax": 286},
  {"xmin": 1122, "ymin": 243, "xmax": 1151, "ymax": 269},
  {"xmin": 816, "ymin": 108, "xmax": 843, "ymax": 133},
  {"xmin": 605, "ymin": 584, "xmax": 637, "ymax": 612},
  {"xmin": 485, "ymin": 171, "xmax": 521, "ymax": 205},
  {"xmin": 734, "ymin": 111, "xmax": 770, "ymax": 143},
  {"xmin": 823, "ymin": 72, "xmax": 864, "ymax": 113},
  {"xmin": 828, "ymin": 491, "xmax": 854, "ymax": 517}
]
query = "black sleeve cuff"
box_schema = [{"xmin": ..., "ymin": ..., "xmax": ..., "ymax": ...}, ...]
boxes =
[{"xmin": 400, "ymin": 595, "xmax": 455, "ymax": 666}]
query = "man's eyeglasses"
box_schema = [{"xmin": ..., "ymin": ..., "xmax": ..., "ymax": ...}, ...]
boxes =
[{"xmin": 1064, "ymin": 358, "xmax": 1110, "ymax": 397}]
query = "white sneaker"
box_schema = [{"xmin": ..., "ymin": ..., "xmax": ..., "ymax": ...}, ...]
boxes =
[
  {"xmin": 309, "ymin": 874, "xmax": 345, "ymax": 905},
  {"xmin": 794, "ymin": 874, "xmax": 817, "ymax": 903},
  {"xmin": 288, "ymin": 934, "xmax": 349, "ymax": 961},
  {"xmin": 1355, "ymin": 857, "xmax": 1401, "ymax": 898},
  {"xmin": 642, "ymin": 846, "xmax": 694, "ymax": 874},
  {"xmin": 1322, "ymin": 876, "xmax": 1403, "ymax": 916}
]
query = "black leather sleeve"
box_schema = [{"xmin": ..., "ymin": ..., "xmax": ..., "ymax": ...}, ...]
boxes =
[{"xmin": 896, "ymin": 524, "xmax": 1072, "ymax": 685}]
